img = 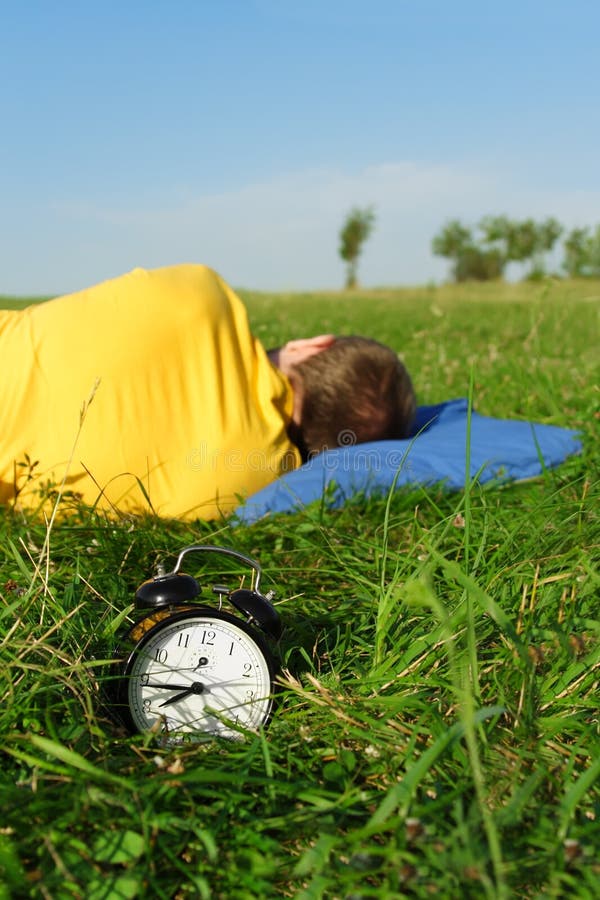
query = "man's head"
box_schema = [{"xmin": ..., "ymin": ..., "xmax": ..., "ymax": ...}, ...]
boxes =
[{"xmin": 273, "ymin": 335, "xmax": 416, "ymax": 459}]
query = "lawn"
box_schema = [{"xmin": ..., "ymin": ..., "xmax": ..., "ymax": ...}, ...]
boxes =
[{"xmin": 1, "ymin": 279, "xmax": 598, "ymax": 898}]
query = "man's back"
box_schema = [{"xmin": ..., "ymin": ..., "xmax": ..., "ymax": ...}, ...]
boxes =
[{"xmin": 0, "ymin": 265, "xmax": 299, "ymax": 519}]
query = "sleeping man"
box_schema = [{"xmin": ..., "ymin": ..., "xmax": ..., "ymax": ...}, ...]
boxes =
[{"xmin": 0, "ymin": 264, "xmax": 415, "ymax": 520}]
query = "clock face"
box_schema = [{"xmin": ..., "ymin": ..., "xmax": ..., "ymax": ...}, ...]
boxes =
[{"xmin": 124, "ymin": 609, "xmax": 275, "ymax": 741}]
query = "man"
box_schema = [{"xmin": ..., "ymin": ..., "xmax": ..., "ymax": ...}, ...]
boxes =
[{"xmin": 0, "ymin": 264, "xmax": 415, "ymax": 520}]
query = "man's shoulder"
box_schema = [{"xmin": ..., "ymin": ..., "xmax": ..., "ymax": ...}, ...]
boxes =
[{"xmin": 137, "ymin": 264, "xmax": 243, "ymax": 325}]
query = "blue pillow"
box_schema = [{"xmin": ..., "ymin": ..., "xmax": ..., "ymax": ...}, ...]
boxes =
[{"xmin": 234, "ymin": 399, "xmax": 582, "ymax": 523}]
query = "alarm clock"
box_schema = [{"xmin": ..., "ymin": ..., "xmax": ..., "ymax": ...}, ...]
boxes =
[{"xmin": 113, "ymin": 545, "xmax": 281, "ymax": 742}]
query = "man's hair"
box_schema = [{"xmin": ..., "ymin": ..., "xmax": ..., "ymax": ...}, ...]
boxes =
[{"xmin": 292, "ymin": 336, "xmax": 416, "ymax": 459}]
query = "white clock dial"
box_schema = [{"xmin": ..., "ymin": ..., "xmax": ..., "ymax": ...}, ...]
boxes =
[{"xmin": 126, "ymin": 610, "xmax": 274, "ymax": 740}]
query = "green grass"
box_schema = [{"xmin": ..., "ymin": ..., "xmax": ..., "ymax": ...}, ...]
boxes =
[
  {"xmin": 1, "ymin": 279, "xmax": 599, "ymax": 898},
  {"xmin": 0, "ymin": 295, "xmax": 53, "ymax": 310}
]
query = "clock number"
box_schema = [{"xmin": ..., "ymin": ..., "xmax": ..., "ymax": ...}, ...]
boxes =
[
  {"xmin": 228, "ymin": 642, "xmax": 235, "ymax": 656},
  {"xmin": 178, "ymin": 633, "xmax": 190, "ymax": 648},
  {"xmin": 242, "ymin": 663, "xmax": 253, "ymax": 678},
  {"xmin": 245, "ymin": 689, "xmax": 255, "ymax": 702},
  {"xmin": 143, "ymin": 699, "xmax": 151, "ymax": 712},
  {"xmin": 154, "ymin": 648, "xmax": 168, "ymax": 664},
  {"xmin": 140, "ymin": 673, "xmax": 149, "ymax": 686},
  {"xmin": 200, "ymin": 630, "xmax": 216, "ymax": 646}
]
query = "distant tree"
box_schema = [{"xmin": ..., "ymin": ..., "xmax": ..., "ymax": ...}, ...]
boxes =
[
  {"xmin": 478, "ymin": 214, "xmax": 527, "ymax": 268},
  {"xmin": 339, "ymin": 206, "xmax": 376, "ymax": 289},
  {"xmin": 432, "ymin": 219, "xmax": 504, "ymax": 282},
  {"xmin": 537, "ymin": 217, "xmax": 564, "ymax": 256},
  {"xmin": 479, "ymin": 215, "xmax": 562, "ymax": 279},
  {"xmin": 434, "ymin": 215, "xmax": 564, "ymax": 283},
  {"xmin": 519, "ymin": 217, "xmax": 562, "ymax": 278},
  {"xmin": 453, "ymin": 246, "xmax": 504, "ymax": 282},
  {"xmin": 563, "ymin": 227, "xmax": 590, "ymax": 277},
  {"xmin": 585, "ymin": 225, "xmax": 600, "ymax": 275},
  {"xmin": 431, "ymin": 219, "xmax": 472, "ymax": 261},
  {"xmin": 478, "ymin": 214, "xmax": 513, "ymax": 256},
  {"xmin": 563, "ymin": 225, "xmax": 600, "ymax": 277}
]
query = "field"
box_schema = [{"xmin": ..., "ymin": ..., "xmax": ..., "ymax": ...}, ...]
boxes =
[{"xmin": 1, "ymin": 279, "xmax": 599, "ymax": 898}]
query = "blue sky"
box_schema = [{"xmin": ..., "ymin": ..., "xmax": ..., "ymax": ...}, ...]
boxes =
[{"xmin": 1, "ymin": 0, "xmax": 599, "ymax": 294}]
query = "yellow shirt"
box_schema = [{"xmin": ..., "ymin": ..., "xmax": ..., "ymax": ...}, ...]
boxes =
[{"xmin": 0, "ymin": 264, "xmax": 300, "ymax": 519}]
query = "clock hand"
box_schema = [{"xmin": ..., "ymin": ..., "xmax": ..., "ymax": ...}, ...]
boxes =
[
  {"xmin": 146, "ymin": 658, "xmax": 213, "ymax": 696},
  {"xmin": 146, "ymin": 657, "xmax": 211, "ymax": 679},
  {"xmin": 158, "ymin": 681, "xmax": 207, "ymax": 707}
]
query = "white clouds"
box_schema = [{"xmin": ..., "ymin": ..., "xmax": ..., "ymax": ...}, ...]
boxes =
[{"xmin": 3, "ymin": 160, "xmax": 600, "ymax": 295}]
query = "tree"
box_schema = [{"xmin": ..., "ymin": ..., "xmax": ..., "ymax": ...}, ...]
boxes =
[
  {"xmin": 562, "ymin": 227, "xmax": 589, "ymax": 277},
  {"xmin": 536, "ymin": 217, "xmax": 563, "ymax": 262},
  {"xmin": 479, "ymin": 215, "xmax": 536, "ymax": 274},
  {"xmin": 432, "ymin": 219, "xmax": 505, "ymax": 282},
  {"xmin": 479, "ymin": 215, "xmax": 563, "ymax": 279},
  {"xmin": 563, "ymin": 225, "xmax": 600, "ymax": 277},
  {"xmin": 431, "ymin": 218, "xmax": 473, "ymax": 261},
  {"xmin": 339, "ymin": 206, "xmax": 376, "ymax": 289},
  {"xmin": 517, "ymin": 217, "xmax": 562, "ymax": 279},
  {"xmin": 433, "ymin": 215, "xmax": 564, "ymax": 283},
  {"xmin": 478, "ymin": 214, "xmax": 513, "ymax": 256},
  {"xmin": 453, "ymin": 246, "xmax": 504, "ymax": 282}
]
